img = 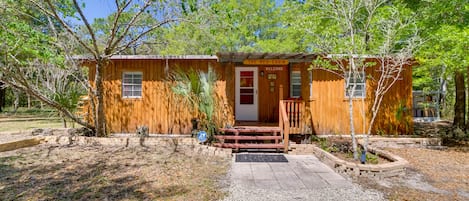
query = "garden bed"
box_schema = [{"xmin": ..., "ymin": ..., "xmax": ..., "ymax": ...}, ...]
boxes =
[{"xmin": 310, "ymin": 137, "xmax": 408, "ymax": 178}]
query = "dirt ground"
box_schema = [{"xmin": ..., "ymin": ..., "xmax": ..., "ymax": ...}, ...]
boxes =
[
  {"xmin": 354, "ymin": 147, "xmax": 469, "ymax": 201},
  {"xmin": 0, "ymin": 144, "xmax": 230, "ymax": 201}
]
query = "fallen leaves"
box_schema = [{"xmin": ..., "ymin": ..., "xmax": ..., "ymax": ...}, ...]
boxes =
[{"xmin": 0, "ymin": 144, "xmax": 230, "ymax": 201}]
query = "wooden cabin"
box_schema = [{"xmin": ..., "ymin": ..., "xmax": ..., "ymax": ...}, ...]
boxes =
[{"xmin": 82, "ymin": 52, "xmax": 413, "ymax": 139}]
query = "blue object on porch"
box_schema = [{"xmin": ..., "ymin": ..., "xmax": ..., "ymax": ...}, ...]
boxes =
[
  {"xmin": 360, "ymin": 150, "xmax": 366, "ymax": 164},
  {"xmin": 197, "ymin": 131, "xmax": 207, "ymax": 143}
]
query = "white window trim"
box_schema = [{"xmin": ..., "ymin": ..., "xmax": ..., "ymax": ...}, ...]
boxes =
[
  {"xmin": 290, "ymin": 70, "xmax": 301, "ymax": 98},
  {"xmin": 122, "ymin": 72, "xmax": 143, "ymax": 98},
  {"xmin": 345, "ymin": 71, "xmax": 366, "ymax": 98}
]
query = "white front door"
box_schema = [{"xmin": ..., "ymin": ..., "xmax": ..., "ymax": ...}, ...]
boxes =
[{"xmin": 235, "ymin": 67, "xmax": 258, "ymax": 121}]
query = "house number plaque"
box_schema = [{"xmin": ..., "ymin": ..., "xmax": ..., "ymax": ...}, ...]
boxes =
[{"xmin": 267, "ymin": 73, "xmax": 277, "ymax": 80}]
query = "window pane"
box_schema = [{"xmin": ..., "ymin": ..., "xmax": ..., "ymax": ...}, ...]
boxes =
[
  {"xmin": 240, "ymin": 88, "xmax": 253, "ymax": 104},
  {"xmin": 354, "ymin": 85, "xmax": 363, "ymax": 91},
  {"xmin": 123, "ymin": 74, "xmax": 132, "ymax": 79},
  {"xmin": 123, "ymin": 78, "xmax": 132, "ymax": 83},
  {"xmin": 292, "ymin": 85, "xmax": 301, "ymax": 97},
  {"xmin": 345, "ymin": 72, "xmax": 365, "ymax": 98},
  {"xmin": 240, "ymin": 95, "xmax": 254, "ymax": 104},
  {"xmin": 132, "ymin": 90, "xmax": 142, "ymax": 97},
  {"xmin": 133, "ymin": 85, "xmax": 142, "ymax": 91},
  {"xmin": 240, "ymin": 71, "xmax": 254, "ymax": 87},
  {"xmin": 122, "ymin": 72, "xmax": 143, "ymax": 98},
  {"xmin": 123, "ymin": 91, "xmax": 132, "ymax": 97},
  {"xmin": 132, "ymin": 78, "xmax": 142, "ymax": 84},
  {"xmin": 123, "ymin": 85, "xmax": 132, "ymax": 91},
  {"xmin": 291, "ymin": 71, "xmax": 301, "ymax": 97}
]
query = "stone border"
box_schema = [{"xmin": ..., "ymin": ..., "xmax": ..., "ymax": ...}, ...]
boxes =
[
  {"xmin": 359, "ymin": 137, "xmax": 442, "ymax": 149},
  {"xmin": 41, "ymin": 135, "xmax": 232, "ymax": 159},
  {"xmin": 311, "ymin": 145, "xmax": 408, "ymax": 178}
]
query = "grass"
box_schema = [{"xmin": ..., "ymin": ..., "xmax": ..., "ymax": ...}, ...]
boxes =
[
  {"xmin": 0, "ymin": 119, "xmax": 65, "ymax": 132},
  {"xmin": 0, "ymin": 107, "xmax": 77, "ymax": 132},
  {"xmin": 0, "ymin": 106, "xmax": 58, "ymax": 118}
]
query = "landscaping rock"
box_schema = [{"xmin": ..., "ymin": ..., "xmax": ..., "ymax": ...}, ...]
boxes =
[{"xmin": 31, "ymin": 128, "xmax": 53, "ymax": 136}]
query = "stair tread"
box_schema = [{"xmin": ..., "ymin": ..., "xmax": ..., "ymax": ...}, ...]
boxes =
[
  {"xmin": 220, "ymin": 127, "xmax": 281, "ymax": 133},
  {"xmin": 214, "ymin": 135, "xmax": 282, "ymax": 140},
  {"xmin": 213, "ymin": 143, "xmax": 284, "ymax": 149}
]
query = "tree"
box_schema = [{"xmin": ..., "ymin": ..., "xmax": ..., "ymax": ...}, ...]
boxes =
[
  {"xmin": 309, "ymin": 0, "xmax": 419, "ymax": 159},
  {"xmin": 28, "ymin": 0, "xmax": 178, "ymax": 136},
  {"xmin": 153, "ymin": 0, "xmax": 307, "ymax": 54},
  {"xmin": 0, "ymin": 0, "xmax": 90, "ymax": 127},
  {"xmin": 408, "ymin": 0, "xmax": 468, "ymax": 131}
]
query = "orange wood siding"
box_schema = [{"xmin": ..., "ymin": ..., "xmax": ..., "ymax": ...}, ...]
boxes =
[
  {"xmin": 87, "ymin": 59, "xmax": 234, "ymax": 134},
  {"xmin": 84, "ymin": 58, "xmax": 412, "ymax": 135},
  {"xmin": 257, "ymin": 66, "xmax": 289, "ymax": 122},
  {"xmin": 303, "ymin": 61, "xmax": 413, "ymax": 135}
]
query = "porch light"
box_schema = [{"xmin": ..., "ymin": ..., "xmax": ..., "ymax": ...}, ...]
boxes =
[{"xmin": 260, "ymin": 70, "xmax": 264, "ymax": 77}]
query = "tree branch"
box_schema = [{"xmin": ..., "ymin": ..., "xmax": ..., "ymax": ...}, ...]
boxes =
[
  {"xmin": 72, "ymin": 0, "xmax": 100, "ymax": 55},
  {"xmin": 31, "ymin": 0, "xmax": 97, "ymax": 59}
]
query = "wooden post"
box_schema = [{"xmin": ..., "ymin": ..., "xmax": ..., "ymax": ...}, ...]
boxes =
[
  {"xmin": 234, "ymin": 130, "xmax": 239, "ymax": 153},
  {"xmin": 284, "ymin": 125, "xmax": 289, "ymax": 153},
  {"xmin": 279, "ymin": 84, "xmax": 283, "ymax": 101}
]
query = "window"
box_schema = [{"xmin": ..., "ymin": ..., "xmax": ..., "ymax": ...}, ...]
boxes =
[
  {"xmin": 122, "ymin": 72, "xmax": 142, "ymax": 98},
  {"xmin": 345, "ymin": 72, "xmax": 365, "ymax": 98},
  {"xmin": 290, "ymin": 70, "xmax": 301, "ymax": 98},
  {"xmin": 239, "ymin": 71, "xmax": 254, "ymax": 104}
]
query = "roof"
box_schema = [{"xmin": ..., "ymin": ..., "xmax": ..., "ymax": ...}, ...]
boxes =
[
  {"xmin": 216, "ymin": 52, "xmax": 317, "ymax": 63},
  {"xmin": 75, "ymin": 52, "xmax": 318, "ymax": 63},
  {"xmin": 73, "ymin": 55, "xmax": 218, "ymax": 60},
  {"xmin": 109, "ymin": 55, "xmax": 218, "ymax": 60}
]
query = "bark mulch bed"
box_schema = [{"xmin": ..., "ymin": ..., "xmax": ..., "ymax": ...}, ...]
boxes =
[{"xmin": 0, "ymin": 144, "xmax": 230, "ymax": 201}]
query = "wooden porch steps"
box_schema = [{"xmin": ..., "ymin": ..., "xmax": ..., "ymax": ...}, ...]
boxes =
[
  {"xmin": 215, "ymin": 135, "xmax": 282, "ymax": 140},
  {"xmin": 214, "ymin": 126, "xmax": 284, "ymax": 152},
  {"xmin": 213, "ymin": 143, "xmax": 284, "ymax": 149}
]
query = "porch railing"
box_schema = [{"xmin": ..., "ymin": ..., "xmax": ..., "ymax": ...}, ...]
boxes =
[
  {"xmin": 279, "ymin": 100, "xmax": 289, "ymax": 153},
  {"xmin": 278, "ymin": 85, "xmax": 305, "ymax": 153},
  {"xmin": 283, "ymin": 100, "xmax": 305, "ymax": 134}
]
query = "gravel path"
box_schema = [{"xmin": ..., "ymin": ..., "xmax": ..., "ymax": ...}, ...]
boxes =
[
  {"xmin": 222, "ymin": 182, "xmax": 385, "ymax": 201},
  {"xmin": 221, "ymin": 154, "xmax": 385, "ymax": 201}
]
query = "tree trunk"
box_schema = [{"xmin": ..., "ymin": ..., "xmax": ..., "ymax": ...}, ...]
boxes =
[
  {"xmin": 27, "ymin": 94, "xmax": 31, "ymax": 109},
  {"xmin": 349, "ymin": 96, "xmax": 358, "ymax": 160},
  {"xmin": 94, "ymin": 60, "xmax": 107, "ymax": 137},
  {"xmin": 466, "ymin": 66, "xmax": 469, "ymax": 132},
  {"xmin": 13, "ymin": 90, "xmax": 20, "ymax": 113},
  {"xmin": 454, "ymin": 71, "xmax": 465, "ymax": 128},
  {"xmin": 0, "ymin": 82, "xmax": 5, "ymax": 112}
]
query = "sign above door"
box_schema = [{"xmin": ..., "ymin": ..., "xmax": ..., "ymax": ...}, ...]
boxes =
[{"xmin": 243, "ymin": 59, "xmax": 289, "ymax": 65}]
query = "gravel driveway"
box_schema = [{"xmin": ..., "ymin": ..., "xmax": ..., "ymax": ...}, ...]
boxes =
[{"xmin": 221, "ymin": 154, "xmax": 385, "ymax": 201}]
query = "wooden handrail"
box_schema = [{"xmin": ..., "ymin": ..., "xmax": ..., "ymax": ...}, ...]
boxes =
[
  {"xmin": 278, "ymin": 85, "xmax": 305, "ymax": 153},
  {"xmin": 279, "ymin": 100, "xmax": 290, "ymax": 153}
]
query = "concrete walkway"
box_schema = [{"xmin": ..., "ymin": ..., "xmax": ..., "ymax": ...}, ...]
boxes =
[
  {"xmin": 222, "ymin": 154, "xmax": 385, "ymax": 201},
  {"xmin": 231, "ymin": 154, "xmax": 352, "ymax": 190}
]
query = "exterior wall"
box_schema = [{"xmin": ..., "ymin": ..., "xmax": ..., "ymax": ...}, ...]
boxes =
[
  {"xmin": 87, "ymin": 59, "xmax": 234, "ymax": 134},
  {"xmin": 304, "ymin": 61, "xmax": 413, "ymax": 135},
  {"xmin": 221, "ymin": 63, "xmax": 289, "ymax": 123},
  {"xmin": 84, "ymin": 57, "xmax": 412, "ymax": 135}
]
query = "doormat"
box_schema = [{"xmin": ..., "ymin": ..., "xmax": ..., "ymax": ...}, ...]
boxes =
[{"xmin": 235, "ymin": 154, "xmax": 288, "ymax": 163}]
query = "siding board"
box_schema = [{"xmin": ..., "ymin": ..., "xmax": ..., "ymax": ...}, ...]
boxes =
[{"xmin": 83, "ymin": 57, "xmax": 412, "ymax": 135}]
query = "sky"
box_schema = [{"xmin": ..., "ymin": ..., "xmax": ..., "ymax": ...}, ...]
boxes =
[
  {"xmin": 75, "ymin": 0, "xmax": 285, "ymax": 24},
  {"xmin": 75, "ymin": 0, "xmax": 115, "ymax": 23}
]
